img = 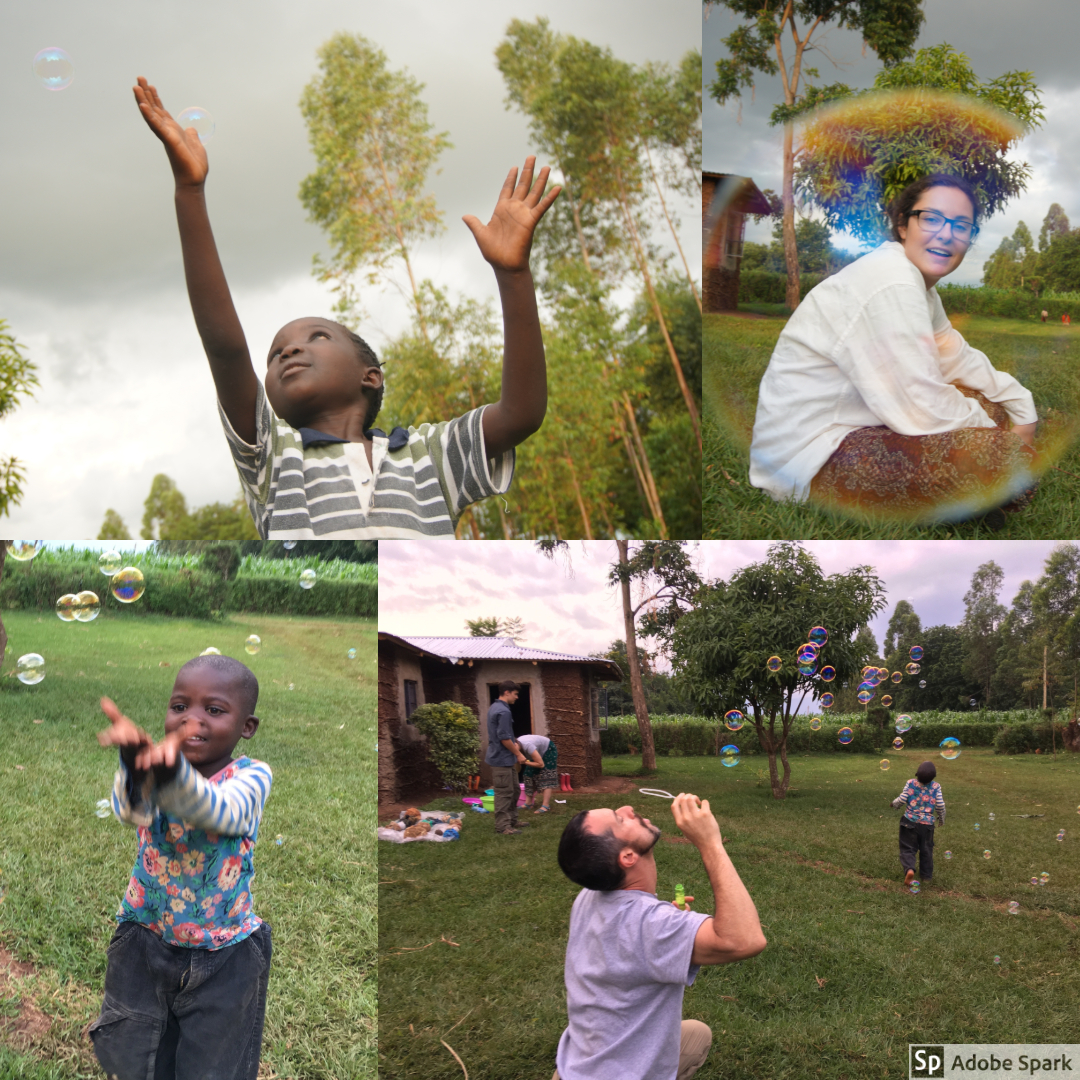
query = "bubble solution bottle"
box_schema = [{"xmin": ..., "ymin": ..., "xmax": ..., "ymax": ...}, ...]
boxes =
[{"xmin": 674, "ymin": 884, "xmax": 685, "ymax": 910}]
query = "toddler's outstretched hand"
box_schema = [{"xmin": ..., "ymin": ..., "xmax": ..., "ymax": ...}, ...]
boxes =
[
  {"xmin": 133, "ymin": 76, "xmax": 209, "ymax": 189},
  {"xmin": 462, "ymin": 156, "xmax": 560, "ymax": 274},
  {"xmin": 97, "ymin": 697, "xmax": 153, "ymax": 768}
]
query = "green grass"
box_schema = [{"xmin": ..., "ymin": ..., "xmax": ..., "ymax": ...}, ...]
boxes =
[
  {"xmin": 0, "ymin": 610, "xmax": 376, "ymax": 1078},
  {"xmin": 378, "ymin": 750, "xmax": 1080, "ymax": 1079},
  {"xmin": 704, "ymin": 311, "xmax": 1080, "ymax": 537}
]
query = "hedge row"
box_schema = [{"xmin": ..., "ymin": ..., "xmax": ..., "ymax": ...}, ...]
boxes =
[
  {"xmin": 936, "ymin": 284, "xmax": 1080, "ymax": 321},
  {"xmin": 0, "ymin": 564, "xmax": 376, "ymax": 619},
  {"xmin": 600, "ymin": 718, "xmax": 1072, "ymax": 756},
  {"xmin": 737, "ymin": 270, "xmax": 827, "ymax": 305}
]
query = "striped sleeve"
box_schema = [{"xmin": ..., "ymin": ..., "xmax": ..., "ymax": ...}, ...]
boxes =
[
  {"xmin": 934, "ymin": 783, "xmax": 946, "ymax": 824},
  {"xmin": 218, "ymin": 381, "xmax": 276, "ymax": 535},
  {"xmin": 891, "ymin": 781, "xmax": 913, "ymax": 808},
  {"xmin": 111, "ymin": 757, "xmax": 155, "ymax": 827},
  {"xmin": 421, "ymin": 406, "xmax": 515, "ymax": 516},
  {"xmin": 153, "ymin": 756, "xmax": 272, "ymax": 836}
]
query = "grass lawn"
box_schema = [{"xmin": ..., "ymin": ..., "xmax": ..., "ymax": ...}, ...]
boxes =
[
  {"xmin": 704, "ymin": 311, "xmax": 1080, "ymax": 538},
  {"xmin": 378, "ymin": 749, "xmax": 1080, "ymax": 1080},
  {"xmin": 0, "ymin": 609, "xmax": 376, "ymax": 1079}
]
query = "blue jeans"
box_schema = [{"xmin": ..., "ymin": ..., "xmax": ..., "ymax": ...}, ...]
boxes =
[{"xmin": 89, "ymin": 921, "xmax": 272, "ymax": 1080}]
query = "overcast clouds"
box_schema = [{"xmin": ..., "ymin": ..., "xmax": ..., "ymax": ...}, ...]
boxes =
[
  {"xmin": 704, "ymin": 0, "xmax": 1080, "ymax": 280},
  {"xmin": 0, "ymin": 0, "xmax": 698, "ymax": 539},
  {"xmin": 379, "ymin": 540, "xmax": 1071, "ymax": 677}
]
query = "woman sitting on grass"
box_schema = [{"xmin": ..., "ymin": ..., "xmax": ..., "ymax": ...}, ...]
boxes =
[{"xmin": 748, "ymin": 174, "xmax": 1039, "ymax": 523}]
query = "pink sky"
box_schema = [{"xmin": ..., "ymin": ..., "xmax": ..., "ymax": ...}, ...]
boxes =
[{"xmin": 379, "ymin": 540, "xmax": 1071, "ymax": 672}]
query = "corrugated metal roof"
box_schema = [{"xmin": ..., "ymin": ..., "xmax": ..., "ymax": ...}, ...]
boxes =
[{"xmin": 399, "ymin": 635, "xmax": 609, "ymax": 665}]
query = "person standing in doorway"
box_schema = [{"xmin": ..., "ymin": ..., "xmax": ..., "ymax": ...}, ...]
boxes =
[{"xmin": 486, "ymin": 681, "xmax": 528, "ymax": 835}]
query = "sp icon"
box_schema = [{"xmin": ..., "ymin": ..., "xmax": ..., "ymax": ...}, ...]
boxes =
[{"xmin": 910, "ymin": 1046, "xmax": 945, "ymax": 1078}]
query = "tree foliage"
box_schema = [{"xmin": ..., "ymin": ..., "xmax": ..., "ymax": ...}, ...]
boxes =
[
  {"xmin": 466, "ymin": 616, "xmax": 525, "ymax": 640},
  {"xmin": 794, "ymin": 44, "xmax": 1044, "ymax": 245},
  {"xmin": 669, "ymin": 542, "xmax": 886, "ymax": 798},
  {"xmin": 0, "ymin": 321, "xmax": 38, "ymax": 517},
  {"xmin": 410, "ymin": 701, "xmax": 481, "ymax": 792},
  {"xmin": 140, "ymin": 474, "xmax": 259, "ymax": 542},
  {"xmin": 98, "ymin": 509, "xmax": 132, "ymax": 540},
  {"xmin": 982, "ymin": 220, "xmax": 1039, "ymax": 290}
]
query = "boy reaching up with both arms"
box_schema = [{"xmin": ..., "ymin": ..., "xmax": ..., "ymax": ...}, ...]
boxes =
[{"xmin": 134, "ymin": 76, "xmax": 560, "ymax": 539}]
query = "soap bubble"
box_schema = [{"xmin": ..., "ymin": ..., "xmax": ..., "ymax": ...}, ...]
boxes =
[
  {"xmin": 1030, "ymin": 876, "xmax": 1039, "ymax": 886},
  {"xmin": 797, "ymin": 643, "xmax": 818, "ymax": 662},
  {"xmin": 177, "ymin": 106, "xmax": 215, "ymax": 143},
  {"xmin": 862, "ymin": 666, "xmax": 874, "ymax": 678},
  {"xmin": 73, "ymin": 591, "xmax": 100, "ymax": 622},
  {"xmin": 910, "ymin": 880, "xmax": 920, "ymax": 894},
  {"xmin": 275, "ymin": 834, "xmax": 284, "ymax": 845},
  {"xmin": 993, "ymin": 955, "xmax": 1001, "ymax": 964},
  {"xmin": 939, "ymin": 736, "xmax": 962, "ymax": 760},
  {"xmin": 347, "ymin": 648, "xmax": 357, "ymax": 660},
  {"xmin": 798, "ymin": 661, "xmax": 818, "ymax": 677},
  {"xmin": 1008, "ymin": 901, "xmax": 1019, "ymax": 914},
  {"xmin": 1057, "ymin": 830, "xmax": 1065, "ymax": 842},
  {"xmin": 909, "ymin": 646, "xmax": 924, "ymax": 661},
  {"xmin": 944, "ymin": 850, "xmax": 952, "ymax": 860},
  {"xmin": 857, "ymin": 679, "xmax": 876, "ymax": 693},
  {"xmin": 983, "ymin": 849, "xmax": 991, "ymax": 860},
  {"xmin": 32, "ymin": 48, "xmax": 74, "ymax": 91},
  {"xmin": 111, "ymin": 567, "xmax": 145, "ymax": 603},
  {"xmin": 893, "ymin": 737, "xmax": 904, "ymax": 750},
  {"xmin": 299, "ymin": 569, "xmax": 316, "ymax": 589},
  {"xmin": 906, "ymin": 662, "xmax": 921, "ymax": 675},
  {"xmin": 896, "ymin": 716, "xmax": 912, "ymax": 733},
  {"xmin": 969, "ymin": 698, "xmax": 978, "ymax": 708},
  {"xmin": 723, "ymin": 709, "xmax": 744, "ymax": 732},
  {"xmin": 857, "ymin": 690, "xmax": 873, "ymax": 704},
  {"xmin": 55, "ymin": 594, "xmax": 77, "ymax": 622},
  {"xmin": 879, "ymin": 758, "xmax": 890, "ymax": 771},
  {"xmin": 767, "ymin": 656, "xmax": 782, "ymax": 673},
  {"xmin": 17, "ymin": 653, "xmax": 45, "ymax": 685},
  {"xmin": 95, "ymin": 799, "xmax": 111, "ymax": 819},
  {"xmin": 974, "ymin": 823, "xmax": 981, "ymax": 831},
  {"xmin": 809, "ymin": 717, "xmax": 822, "ymax": 731},
  {"xmin": 808, "ymin": 626, "xmax": 828, "ymax": 646},
  {"xmin": 245, "ymin": 635, "xmax": 261, "ymax": 656},
  {"xmin": 989, "ymin": 812, "xmax": 995, "ymax": 821},
  {"xmin": 837, "ymin": 727, "xmax": 854, "ymax": 745},
  {"xmin": 820, "ymin": 665, "xmax": 836, "ymax": 682},
  {"xmin": 283, "ymin": 541, "xmax": 298, "ymax": 550},
  {"xmin": 6, "ymin": 541, "xmax": 42, "ymax": 561},
  {"xmin": 919, "ymin": 680, "xmax": 927, "ymax": 689},
  {"xmin": 200, "ymin": 647, "xmax": 221, "ymax": 656},
  {"xmin": 288, "ymin": 683, "xmax": 295, "ymax": 690},
  {"xmin": 1040, "ymin": 872, "xmax": 1049, "ymax": 885},
  {"xmin": 720, "ymin": 744, "xmax": 741, "ymax": 767},
  {"xmin": 98, "ymin": 550, "xmax": 122, "ymax": 576},
  {"xmin": 891, "ymin": 671, "xmax": 903, "ymax": 684},
  {"xmin": 881, "ymin": 695, "xmax": 893, "ymax": 707},
  {"xmin": 820, "ymin": 693, "xmax": 834, "ymax": 708}
]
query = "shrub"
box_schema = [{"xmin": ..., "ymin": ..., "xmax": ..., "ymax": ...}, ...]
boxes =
[
  {"xmin": 203, "ymin": 542, "xmax": 242, "ymax": 581},
  {"xmin": 993, "ymin": 722, "xmax": 1069, "ymax": 754},
  {"xmin": 738, "ymin": 270, "xmax": 826, "ymax": 305},
  {"xmin": 937, "ymin": 284, "xmax": 1080, "ymax": 320},
  {"xmin": 409, "ymin": 702, "xmax": 481, "ymax": 791}
]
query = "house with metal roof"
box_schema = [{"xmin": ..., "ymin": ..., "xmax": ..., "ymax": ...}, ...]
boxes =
[
  {"xmin": 378, "ymin": 632, "xmax": 623, "ymax": 804},
  {"xmin": 703, "ymin": 172, "xmax": 774, "ymax": 312}
]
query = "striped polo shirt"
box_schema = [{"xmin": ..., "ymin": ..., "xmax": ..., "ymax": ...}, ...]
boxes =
[{"xmin": 219, "ymin": 383, "xmax": 514, "ymax": 538}]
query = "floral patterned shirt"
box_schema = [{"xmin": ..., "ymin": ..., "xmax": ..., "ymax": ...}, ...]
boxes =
[
  {"xmin": 893, "ymin": 779, "xmax": 945, "ymax": 826},
  {"xmin": 110, "ymin": 754, "xmax": 272, "ymax": 950}
]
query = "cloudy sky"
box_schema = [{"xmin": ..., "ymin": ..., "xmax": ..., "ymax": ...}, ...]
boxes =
[
  {"xmin": 704, "ymin": 0, "xmax": 1080, "ymax": 280},
  {"xmin": 0, "ymin": 0, "xmax": 698, "ymax": 539},
  {"xmin": 379, "ymin": 539, "xmax": 1070, "ymax": 671}
]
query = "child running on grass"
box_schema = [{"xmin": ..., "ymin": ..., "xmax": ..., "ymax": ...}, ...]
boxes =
[
  {"xmin": 134, "ymin": 76, "xmax": 561, "ymax": 539},
  {"xmin": 90, "ymin": 654, "xmax": 272, "ymax": 1080},
  {"xmin": 891, "ymin": 760, "xmax": 946, "ymax": 887}
]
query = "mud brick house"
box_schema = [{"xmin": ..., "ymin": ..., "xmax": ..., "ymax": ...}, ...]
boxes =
[
  {"xmin": 378, "ymin": 633, "xmax": 622, "ymax": 804},
  {"xmin": 703, "ymin": 172, "xmax": 773, "ymax": 312}
]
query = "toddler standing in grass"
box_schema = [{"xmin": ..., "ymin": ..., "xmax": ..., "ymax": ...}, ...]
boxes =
[
  {"xmin": 90, "ymin": 654, "xmax": 272, "ymax": 1080},
  {"xmin": 890, "ymin": 760, "xmax": 945, "ymax": 887}
]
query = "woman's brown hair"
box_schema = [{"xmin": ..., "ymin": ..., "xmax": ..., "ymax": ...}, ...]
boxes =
[{"xmin": 888, "ymin": 174, "xmax": 981, "ymax": 243}]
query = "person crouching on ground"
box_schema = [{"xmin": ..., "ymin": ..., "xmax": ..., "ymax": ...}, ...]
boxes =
[
  {"xmin": 891, "ymin": 759, "xmax": 946, "ymax": 886},
  {"xmin": 553, "ymin": 793, "xmax": 767, "ymax": 1080},
  {"xmin": 485, "ymin": 680, "xmax": 528, "ymax": 835}
]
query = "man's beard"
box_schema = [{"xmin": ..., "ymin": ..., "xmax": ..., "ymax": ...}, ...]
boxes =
[{"xmin": 631, "ymin": 821, "xmax": 662, "ymax": 856}]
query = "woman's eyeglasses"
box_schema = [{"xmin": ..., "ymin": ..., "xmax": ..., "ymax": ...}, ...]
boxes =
[{"xmin": 909, "ymin": 210, "xmax": 979, "ymax": 243}]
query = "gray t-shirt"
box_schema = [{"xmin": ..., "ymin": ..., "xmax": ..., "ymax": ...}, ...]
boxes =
[
  {"xmin": 556, "ymin": 888, "xmax": 709, "ymax": 1080},
  {"xmin": 485, "ymin": 700, "xmax": 516, "ymax": 767},
  {"xmin": 517, "ymin": 734, "xmax": 550, "ymax": 759}
]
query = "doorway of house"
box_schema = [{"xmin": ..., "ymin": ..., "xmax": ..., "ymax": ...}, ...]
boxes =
[{"xmin": 489, "ymin": 683, "xmax": 532, "ymax": 739}]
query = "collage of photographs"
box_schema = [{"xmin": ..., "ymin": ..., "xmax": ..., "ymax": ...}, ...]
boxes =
[{"xmin": 0, "ymin": 1, "xmax": 1078, "ymax": 1079}]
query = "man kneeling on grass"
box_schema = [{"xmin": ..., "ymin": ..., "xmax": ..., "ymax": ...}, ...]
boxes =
[{"xmin": 553, "ymin": 793, "xmax": 767, "ymax": 1080}]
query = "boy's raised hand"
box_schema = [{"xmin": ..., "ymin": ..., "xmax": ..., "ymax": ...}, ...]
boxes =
[
  {"xmin": 462, "ymin": 156, "xmax": 561, "ymax": 274},
  {"xmin": 133, "ymin": 76, "xmax": 208, "ymax": 189},
  {"xmin": 97, "ymin": 697, "xmax": 154, "ymax": 767}
]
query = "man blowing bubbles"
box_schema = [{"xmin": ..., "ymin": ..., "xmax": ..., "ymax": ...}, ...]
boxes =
[{"xmin": 553, "ymin": 792, "xmax": 767, "ymax": 1080}]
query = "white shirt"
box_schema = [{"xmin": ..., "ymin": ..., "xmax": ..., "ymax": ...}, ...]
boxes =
[
  {"xmin": 748, "ymin": 242, "xmax": 1038, "ymax": 503},
  {"xmin": 517, "ymin": 734, "xmax": 550, "ymax": 759}
]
